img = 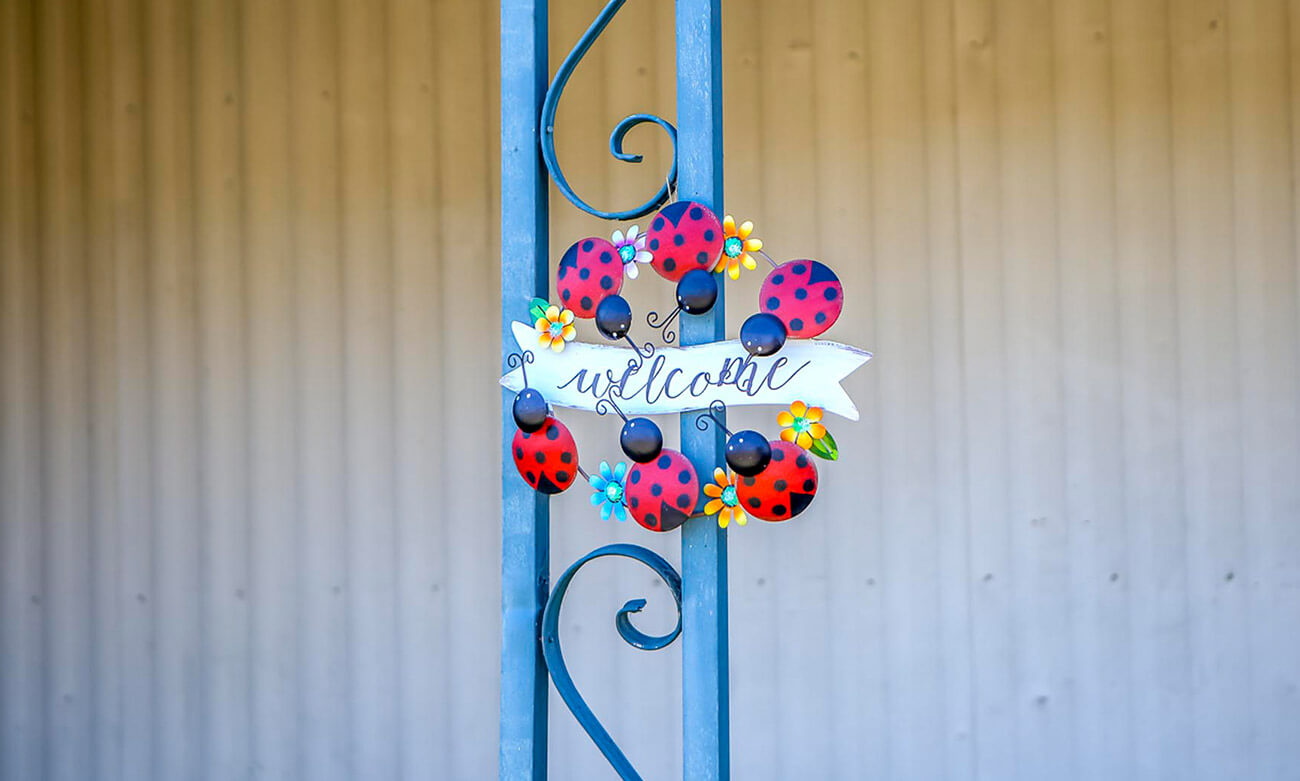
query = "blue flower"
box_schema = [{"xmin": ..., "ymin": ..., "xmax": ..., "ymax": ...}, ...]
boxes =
[{"xmin": 589, "ymin": 461, "xmax": 628, "ymax": 522}]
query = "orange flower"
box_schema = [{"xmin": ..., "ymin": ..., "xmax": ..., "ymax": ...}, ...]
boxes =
[
  {"xmin": 776, "ymin": 400, "xmax": 827, "ymax": 449},
  {"xmin": 713, "ymin": 215, "xmax": 762, "ymax": 280},
  {"xmin": 702, "ymin": 467, "xmax": 746, "ymax": 528},
  {"xmin": 535, "ymin": 305, "xmax": 577, "ymax": 352}
]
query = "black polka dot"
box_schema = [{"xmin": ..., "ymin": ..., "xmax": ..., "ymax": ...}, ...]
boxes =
[
  {"xmin": 790, "ymin": 318, "xmax": 804, "ymax": 331},
  {"xmin": 545, "ymin": 425, "xmax": 559, "ymax": 441},
  {"xmin": 772, "ymin": 274, "xmax": 784, "ymax": 285},
  {"xmin": 534, "ymin": 451, "xmax": 546, "ymax": 464},
  {"xmin": 601, "ymin": 251, "xmax": 612, "ymax": 263},
  {"xmin": 653, "ymin": 217, "xmax": 664, "ymax": 230},
  {"xmin": 772, "ymin": 504, "xmax": 787, "ymax": 516},
  {"xmin": 558, "ymin": 264, "xmax": 568, "ymax": 279},
  {"xmin": 677, "ymin": 494, "xmax": 691, "ymax": 508},
  {"xmin": 697, "ymin": 251, "xmax": 708, "ymax": 264},
  {"xmin": 689, "ymin": 207, "xmax": 702, "ymax": 220},
  {"xmin": 521, "ymin": 430, "xmax": 532, "ymax": 440},
  {"xmin": 673, "ymin": 234, "xmax": 685, "ymax": 247},
  {"xmin": 583, "ymin": 240, "xmax": 593, "ymax": 251},
  {"xmin": 823, "ymin": 287, "xmax": 838, "ymax": 301},
  {"xmin": 796, "ymin": 454, "xmax": 809, "ymax": 468},
  {"xmin": 678, "ymin": 469, "xmax": 691, "ymax": 484},
  {"xmin": 556, "ymin": 470, "xmax": 570, "ymax": 484},
  {"xmin": 703, "ymin": 229, "xmax": 714, "ymax": 241},
  {"xmin": 561, "ymin": 289, "xmax": 571, "ymax": 301},
  {"xmin": 771, "ymin": 448, "xmax": 785, "ymax": 462},
  {"xmin": 600, "ymin": 275, "xmax": 613, "ymax": 290},
  {"xmin": 802, "ymin": 479, "xmax": 815, "ymax": 492},
  {"xmin": 815, "ymin": 311, "xmax": 826, "ymax": 324},
  {"xmin": 795, "ymin": 288, "xmax": 807, "ymax": 300},
  {"xmin": 651, "ymin": 484, "xmax": 663, "ymax": 497},
  {"xmin": 515, "ymin": 447, "xmax": 523, "ymax": 460},
  {"xmin": 766, "ymin": 297, "xmax": 780, "ymax": 310},
  {"xmin": 645, "ymin": 513, "xmax": 658, "ymax": 528},
  {"xmin": 742, "ymin": 476, "xmax": 756, "ymax": 487},
  {"xmin": 526, "ymin": 471, "xmax": 536, "ymax": 482},
  {"xmin": 649, "ymin": 238, "xmax": 660, "ymax": 250},
  {"xmin": 579, "ymin": 267, "xmax": 590, "ymax": 280},
  {"xmin": 657, "ymin": 455, "xmax": 671, "ymax": 468},
  {"xmin": 560, "ymin": 451, "xmax": 573, "ymax": 464},
  {"xmin": 581, "ymin": 296, "xmax": 592, "ymax": 310},
  {"xmin": 630, "ymin": 470, "xmax": 641, "ymax": 484},
  {"xmin": 630, "ymin": 496, "xmax": 639, "ymax": 508},
  {"xmin": 663, "ymin": 258, "xmax": 676, "ymax": 272},
  {"xmin": 793, "ymin": 264, "xmax": 806, "ymax": 275},
  {"xmin": 774, "ymin": 479, "xmax": 787, "ymax": 492},
  {"xmin": 747, "ymin": 497, "xmax": 762, "ymax": 509}
]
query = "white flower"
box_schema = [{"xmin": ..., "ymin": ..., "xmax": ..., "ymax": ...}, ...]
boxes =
[{"xmin": 611, "ymin": 224, "xmax": 652, "ymax": 279}]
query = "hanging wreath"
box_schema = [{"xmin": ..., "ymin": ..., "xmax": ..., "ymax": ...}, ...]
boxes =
[{"xmin": 502, "ymin": 198, "xmax": 871, "ymax": 533}]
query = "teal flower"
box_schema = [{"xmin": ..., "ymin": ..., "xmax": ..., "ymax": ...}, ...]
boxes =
[{"xmin": 589, "ymin": 460, "xmax": 628, "ymax": 522}]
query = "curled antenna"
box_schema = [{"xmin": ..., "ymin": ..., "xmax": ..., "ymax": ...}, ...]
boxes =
[
  {"xmin": 506, "ymin": 350, "xmax": 535, "ymax": 386},
  {"xmin": 693, "ymin": 399, "xmax": 731, "ymax": 434},
  {"xmin": 645, "ymin": 308, "xmax": 680, "ymax": 344},
  {"xmin": 594, "ymin": 389, "xmax": 629, "ymax": 422},
  {"xmin": 623, "ymin": 336, "xmax": 656, "ymax": 364}
]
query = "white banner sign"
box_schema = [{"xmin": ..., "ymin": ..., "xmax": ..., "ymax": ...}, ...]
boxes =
[{"xmin": 499, "ymin": 320, "xmax": 872, "ymax": 421}]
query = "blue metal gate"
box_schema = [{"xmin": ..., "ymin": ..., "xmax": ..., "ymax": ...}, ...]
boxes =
[{"xmin": 499, "ymin": 1, "xmax": 728, "ymax": 778}]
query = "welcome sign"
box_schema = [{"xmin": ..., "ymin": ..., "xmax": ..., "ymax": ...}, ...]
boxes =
[{"xmin": 499, "ymin": 320, "xmax": 872, "ymax": 420}]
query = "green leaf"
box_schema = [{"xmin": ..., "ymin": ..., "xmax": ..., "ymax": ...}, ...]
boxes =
[
  {"xmin": 528, "ymin": 297, "xmax": 549, "ymax": 323},
  {"xmin": 810, "ymin": 430, "xmax": 839, "ymax": 461}
]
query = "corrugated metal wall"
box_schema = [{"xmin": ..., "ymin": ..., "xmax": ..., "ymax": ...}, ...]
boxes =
[{"xmin": 2, "ymin": 0, "xmax": 1299, "ymax": 778}]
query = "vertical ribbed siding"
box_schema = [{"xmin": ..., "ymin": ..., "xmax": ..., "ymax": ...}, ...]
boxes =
[{"xmin": 1, "ymin": 1, "xmax": 1298, "ymax": 779}]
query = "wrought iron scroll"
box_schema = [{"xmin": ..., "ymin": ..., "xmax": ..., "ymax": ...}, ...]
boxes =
[
  {"xmin": 541, "ymin": 544, "xmax": 683, "ymax": 781},
  {"xmin": 540, "ymin": 0, "xmax": 679, "ymax": 220}
]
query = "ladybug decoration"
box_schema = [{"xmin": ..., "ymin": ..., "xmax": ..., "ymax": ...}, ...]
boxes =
[
  {"xmin": 512, "ymin": 416, "xmax": 580, "ymax": 495},
  {"xmin": 645, "ymin": 201, "xmax": 724, "ymax": 282},
  {"xmin": 558, "ymin": 237, "xmax": 624, "ymax": 318},
  {"xmin": 625, "ymin": 449, "xmax": 700, "ymax": 532},
  {"xmin": 734, "ymin": 440, "xmax": 819, "ymax": 522},
  {"xmin": 758, "ymin": 259, "xmax": 843, "ymax": 340},
  {"xmin": 503, "ymin": 205, "xmax": 860, "ymax": 536}
]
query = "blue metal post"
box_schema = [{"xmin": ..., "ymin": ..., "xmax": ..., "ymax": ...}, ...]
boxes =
[
  {"xmin": 500, "ymin": 1, "xmax": 550, "ymax": 778},
  {"xmin": 675, "ymin": 0, "xmax": 730, "ymax": 778}
]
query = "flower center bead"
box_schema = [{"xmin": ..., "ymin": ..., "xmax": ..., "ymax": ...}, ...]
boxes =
[
  {"xmin": 549, "ymin": 322, "xmax": 564, "ymax": 337},
  {"xmin": 721, "ymin": 485, "xmax": 738, "ymax": 507},
  {"xmin": 605, "ymin": 483, "xmax": 624, "ymax": 503},
  {"xmin": 618, "ymin": 244, "xmax": 636, "ymax": 263},
  {"xmin": 792, "ymin": 417, "xmax": 810, "ymax": 433},
  {"xmin": 723, "ymin": 236, "xmax": 743, "ymax": 258}
]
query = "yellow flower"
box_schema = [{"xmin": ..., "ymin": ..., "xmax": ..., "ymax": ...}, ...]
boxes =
[
  {"xmin": 713, "ymin": 215, "xmax": 762, "ymax": 280},
  {"xmin": 702, "ymin": 467, "xmax": 746, "ymax": 528},
  {"xmin": 776, "ymin": 400, "xmax": 827, "ymax": 449},
  {"xmin": 535, "ymin": 305, "xmax": 577, "ymax": 352}
]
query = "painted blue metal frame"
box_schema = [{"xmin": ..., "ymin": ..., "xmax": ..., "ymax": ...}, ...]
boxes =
[
  {"xmin": 674, "ymin": 2, "xmax": 730, "ymax": 778},
  {"xmin": 500, "ymin": 1, "xmax": 550, "ymax": 778},
  {"xmin": 501, "ymin": 1, "xmax": 729, "ymax": 778}
]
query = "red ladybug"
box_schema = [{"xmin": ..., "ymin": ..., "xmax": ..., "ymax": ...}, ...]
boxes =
[
  {"xmin": 512, "ymin": 417, "xmax": 579, "ymax": 495},
  {"xmin": 645, "ymin": 201, "xmax": 723, "ymax": 282},
  {"xmin": 558, "ymin": 237, "xmax": 623, "ymax": 318},
  {"xmin": 735, "ymin": 440, "xmax": 818, "ymax": 521},
  {"xmin": 758, "ymin": 260, "xmax": 844, "ymax": 339},
  {"xmin": 625, "ymin": 449, "xmax": 700, "ymax": 532}
]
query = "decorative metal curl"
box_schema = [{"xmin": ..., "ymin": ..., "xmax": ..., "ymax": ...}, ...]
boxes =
[
  {"xmin": 594, "ymin": 391, "xmax": 629, "ymax": 421},
  {"xmin": 540, "ymin": 0, "xmax": 678, "ymax": 220},
  {"xmin": 645, "ymin": 307, "xmax": 681, "ymax": 344},
  {"xmin": 693, "ymin": 399, "xmax": 730, "ymax": 434},
  {"xmin": 541, "ymin": 544, "xmax": 683, "ymax": 781},
  {"xmin": 621, "ymin": 335, "xmax": 656, "ymax": 364},
  {"xmin": 505, "ymin": 349, "xmax": 535, "ymax": 386}
]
